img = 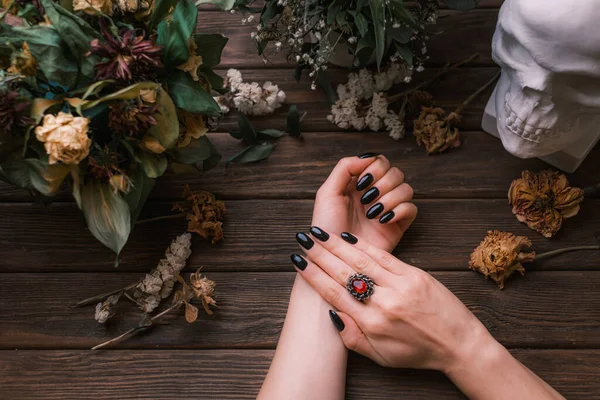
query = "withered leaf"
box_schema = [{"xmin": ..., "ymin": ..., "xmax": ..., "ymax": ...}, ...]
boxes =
[{"xmin": 184, "ymin": 302, "xmax": 199, "ymax": 323}]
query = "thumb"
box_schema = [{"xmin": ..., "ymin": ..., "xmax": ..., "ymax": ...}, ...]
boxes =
[{"xmin": 329, "ymin": 310, "xmax": 386, "ymax": 365}]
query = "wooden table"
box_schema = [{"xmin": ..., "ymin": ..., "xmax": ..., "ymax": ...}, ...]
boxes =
[{"xmin": 1, "ymin": 3, "xmax": 600, "ymax": 399}]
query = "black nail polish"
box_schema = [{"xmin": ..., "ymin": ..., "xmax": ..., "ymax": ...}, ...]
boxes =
[
  {"xmin": 341, "ymin": 232, "xmax": 358, "ymax": 244},
  {"xmin": 360, "ymin": 187, "xmax": 379, "ymax": 205},
  {"xmin": 366, "ymin": 203, "xmax": 384, "ymax": 219},
  {"xmin": 379, "ymin": 211, "xmax": 395, "ymax": 224},
  {"xmin": 358, "ymin": 152, "xmax": 379, "ymax": 159},
  {"xmin": 291, "ymin": 254, "xmax": 308, "ymax": 270},
  {"xmin": 356, "ymin": 173, "xmax": 374, "ymax": 191},
  {"xmin": 310, "ymin": 226, "xmax": 330, "ymax": 242},
  {"xmin": 296, "ymin": 232, "xmax": 314, "ymax": 250},
  {"xmin": 329, "ymin": 310, "xmax": 345, "ymax": 331}
]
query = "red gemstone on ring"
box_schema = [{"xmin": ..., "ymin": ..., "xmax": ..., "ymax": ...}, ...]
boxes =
[{"xmin": 351, "ymin": 278, "xmax": 368, "ymax": 294}]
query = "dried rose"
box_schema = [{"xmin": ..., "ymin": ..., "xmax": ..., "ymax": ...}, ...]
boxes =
[
  {"xmin": 177, "ymin": 39, "xmax": 203, "ymax": 82},
  {"xmin": 177, "ymin": 110, "xmax": 208, "ymax": 148},
  {"xmin": 469, "ymin": 230, "xmax": 535, "ymax": 289},
  {"xmin": 173, "ymin": 185, "xmax": 225, "ymax": 243},
  {"xmin": 34, "ymin": 112, "xmax": 91, "ymax": 165},
  {"xmin": 7, "ymin": 42, "xmax": 37, "ymax": 76},
  {"xmin": 413, "ymin": 107, "xmax": 461, "ymax": 154},
  {"xmin": 73, "ymin": 0, "xmax": 113, "ymax": 15},
  {"xmin": 508, "ymin": 170, "xmax": 584, "ymax": 238}
]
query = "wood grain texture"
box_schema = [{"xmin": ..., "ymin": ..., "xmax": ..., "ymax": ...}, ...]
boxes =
[
  {"xmin": 0, "ymin": 199, "xmax": 598, "ymax": 273},
  {"xmin": 198, "ymin": 10, "xmax": 499, "ymax": 68},
  {"xmin": 0, "ymin": 349, "xmax": 597, "ymax": 399},
  {"xmin": 1, "ymin": 271, "xmax": 600, "ymax": 349}
]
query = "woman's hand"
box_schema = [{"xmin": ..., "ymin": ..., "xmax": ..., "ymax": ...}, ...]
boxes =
[
  {"xmin": 292, "ymin": 228, "xmax": 494, "ymax": 372},
  {"xmin": 311, "ymin": 154, "xmax": 417, "ymax": 253}
]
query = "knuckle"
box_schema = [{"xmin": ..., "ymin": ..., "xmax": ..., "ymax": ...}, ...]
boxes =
[
  {"xmin": 364, "ymin": 315, "xmax": 388, "ymax": 335},
  {"xmin": 403, "ymin": 183, "xmax": 414, "ymax": 199},
  {"xmin": 378, "ymin": 252, "xmax": 395, "ymax": 268},
  {"xmin": 352, "ymin": 256, "xmax": 371, "ymax": 272},
  {"xmin": 344, "ymin": 334, "xmax": 361, "ymax": 351},
  {"xmin": 324, "ymin": 285, "xmax": 342, "ymax": 305}
]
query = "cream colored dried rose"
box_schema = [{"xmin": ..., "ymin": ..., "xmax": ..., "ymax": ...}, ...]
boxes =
[
  {"xmin": 508, "ymin": 170, "xmax": 584, "ymax": 238},
  {"xmin": 74, "ymin": 0, "xmax": 113, "ymax": 15},
  {"xmin": 35, "ymin": 112, "xmax": 92, "ymax": 165},
  {"xmin": 469, "ymin": 230, "xmax": 535, "ymax": 289}
]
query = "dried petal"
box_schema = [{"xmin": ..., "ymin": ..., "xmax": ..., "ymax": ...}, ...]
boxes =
[
  {"xmin": 184, "ymin": 302, "xmax": 199, "ymax": 323},
  {"xmin": 177, "ymin": 39, "xmax": 203, "ymax": 82},
  {"xmin": 177, "ymin": 110, "xmax": 208, "ymax": 148},
  {"xmin": 469, "ymin": 230, "xmax": 535, "ymax": 289}
]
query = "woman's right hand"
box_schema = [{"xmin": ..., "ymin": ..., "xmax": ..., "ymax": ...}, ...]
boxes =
[{"xmin": 292, "ymin": 228, "xmax": 497, "ymax": 373}]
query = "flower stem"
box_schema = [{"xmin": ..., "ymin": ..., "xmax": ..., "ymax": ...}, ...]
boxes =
[
  {"xmin": 135, "ymin": 213, "xmax": 186, "ymax": 225},
  {"xmin": 453, "ymin": 71, "xmax": 501, "ymax": 115},
  {"xmin": 583, "ymin": 182, "xmax": 600, "ymax": 197},
  {"xmin": 91, "ymin": 302, "xmax": 183, "ymax": 350},
  {"xmin": 535, "ymin": 245, "xmax": 600, "ymax": 261},
  {"xmin": 71, "ymin": 282, "xmax": 137, "ymax": 308},
  {"xmin": 388, "ymin": 53, "xmax": 480, "ymax": 104}
]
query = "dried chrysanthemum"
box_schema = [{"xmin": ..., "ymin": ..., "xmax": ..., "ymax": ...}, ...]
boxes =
[
  {"xmin": 89, "ymin": 22, "xmax": 163, "ymax": 82},
  {"xmin": 7, "ymin": 42, "xmax": 37, "ymax": 76},
  {"xmin": 177, "ymin": 39, "xmax": 203, "ymax": 82},
  {"xmin": 177, "ymin": 110, "xmax": 208, "ymax": 148},
  {"xmin": 508, "ymin": 170, "xmax": 584, "ymax": 238},
  {"xmin": 88, "ymin": 145, "xmax": 124, "ymax": 182},
  {"xmin": 94, "ymin": 293, "xmax": 121, "ymax": 323},
  {"xmin": 34, "ymin": 112, "xmax": 92, "ymax": 165},
  {"xmin": 173, "ymin": 185, "xmax": 225, "ymax": 243},
  {"xmin": 108, "ymin": 99, "xmax": 157, "ymax": 137},
  {"xmin": 469, "ymin": 230, "xmax": 535, "ymax": 289},
  {"xmin": 413, "ymin": 107, "xmax": 461, "ymax": 154},
  {"xmin": 0, "ymin": 90, "xmax": 33, "ymax": 135}
]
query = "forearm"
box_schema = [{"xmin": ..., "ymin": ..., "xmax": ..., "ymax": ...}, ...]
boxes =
[
  {"xmin": 257, "ymin": 274, "xmax": 348, "ymax": 400},
  {"xmin": 445, "ymin": 334, "xmax": 565, "ymax": 400}
]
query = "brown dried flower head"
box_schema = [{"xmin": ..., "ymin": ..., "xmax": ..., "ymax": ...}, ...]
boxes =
[
  {"xmin": 469, "ymin": 230, "xmax": 536, "ymax": 289},
  {"xmin": 177, "ymin": 39, "xmax": 203, "ymax": 82},
  {"xmin": 508, "ymin": 170, "xmax": 584, "ymax": 238},
  {"xmin": 94, "ymin": 293, "xmax": 121, "ymax": 323},
  {"xmin": 173, "ymin": 185, "xmax": 226, "ymax": 243},
  {"xmin": 190, "ymin": 269, "xmax": 216, "ymax": 315},
  {"xmin": 177, "ymin": 110, "xmax": 208, "ymax": 148},
  {"xmin": 413, "ymin": 107, "xmax": 461, "ymax": 154},
  {"xmin": 7, "ymin": 42, "xmax": 37, "ymax": 76}
]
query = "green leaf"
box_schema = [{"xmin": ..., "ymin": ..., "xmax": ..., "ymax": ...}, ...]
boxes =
[
  {"xmin": 192, "ymin": 33, "xmax": 228, "ymax": 68},
  {"xmin": 148, "ymin": 0, "xmax": 181, "ymax": 32},
  {"xmin": 0, "ymin": 159, "xmax": 69, "ymax": 196},
  {"xmin": 370, "ymin": 0, "xmax": 386, "ymax": 70},
  {"xmin": 394, "ymin": 42, "xmax": 413, "ymax": 67},
  {"xmin": 165, "ymin": 70, "xmax": 222, "ymax": 117},
  {"xmin": 286, "ymin": 105, "xmax": 302, "ymax": 138},
  {"xmin": 122, "ymin": 140, "xmax": 168, "ymax": 178},
  {"xmin": 261, "ymin": 1, "xmax": 283, "ymax": 26},
  {"xmin": 146, "ymin": 88, "xmax": 180, "ymax": 151},
  {"xmin": 195, "ymin": 0, "xmax": 236, "ymax": 10},
  {"xmin": 294, "ymin": 63, "xmax": 306, "ymax": 82},
  {"xmin": 354, "ymin": 12, "xmax": 369, "ymax": 37},
  {"xmin": 200, "ymin": 136, "xmax": 221, "ymax": 171},
  {"xmin": 388, "ymin": 26, "xmax": 413, "ymax": 44},
  {"xmin": 81, "ymin": 82, "xmax": 161, "ymax": 110},
  {"xmin": 227, "ymin": 143, "xmax": 274, "ymax": 165},
  {"xmin": 0, "ymin": 25, "xmax": 79, "ymax": 88},
  {"xmin": 327, "ymin": 3, "xmax": 343, "ymax": 25},
  {"xmin": 389, "ymin": 3, "xmax": 417, "ymax": 28},
  {"xmin": 39, "ymin": 0, "xmax": 100, "ymax": 81},
  {"xmin": 446, "ymin": 0, "xmax": 477, "ymax": 11},
  {"xmin": 258, "ymin": 129, "xmax": 286, "ymax": 140},
  {"xmin": 0, "ymin": 136, "xmax": 23, "ymax": 164},
  {"xmin": 316, "ymin": 71, "xmax": 338, "ymax": 104},
  {"xmin": 236, "ymin": 112, "xmax": 258, "ymax": 143},
  {"xmin": 169, "ymin": 135, "xmax": 216, "ymax": 164},
  {"xmin": 336, "ymin": 10, "xmax": 347, "ymax": 26},
  {"xmin": 200, "ymin": 68, "xmax": 225, "ymax": 93},
  {"xmin": 124, "ymin": 166, "xmax": 156, "ymax": 226},
  {"xmin": 157, "ymin": 0, "xmax": 198, "ymax": 66},
  {"xmin": 81, "ymin": 182, "xmax": 131, "ymax": 255}
]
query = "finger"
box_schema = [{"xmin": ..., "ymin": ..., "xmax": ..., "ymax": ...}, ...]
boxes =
[
  {"xmin": 364, "ymin": 183, "xmax": 414, "ymax": 221},
  {"xmin": 329, "ymin": 310, "xmax": 388, "ymax": 366},
  {"xmin": 379, "ymin": 202, "xmax": 418, "ymax": 235},
  {"xmin": 318, "ymin": 155, "xmax": 379, "ymax": 196},
  {"xmin": 304, "ymin": 227, "xmax": 393, "ymax": 285},
  {"xmin": 355, "ymin": 155, "xmax": 392, "ymax": 194},
  {"xmin": 358, "ymin": 167, "xmax": 404, "ymax": 207},
  {"xmin": 291, "ymin": 254, "xmax": 364, "ymax": 316},
  {"xmin": 296, "ymin": 232, "xmax": 356, "ymax": 286},
  {"xmin": 340, "ymin": 232, "xmax": 414, "ymax": 276}
]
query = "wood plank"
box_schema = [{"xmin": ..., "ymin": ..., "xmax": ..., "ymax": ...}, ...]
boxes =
[
  {"xmin": 1, "ymin": 271, "xmax": 600, "ymax": 349},
  {"xmin": 0, "ymin": 199, "xmax": 598, "ymax": 273},
  {"xmin": 2, "ymin": 132, "xmax": 598, "ymax": 202},
  {"xmin": 0, "ymin": 349, "xmax": 597, "ymax": 399},
  {"xmin": 198, "ymin": 10, "xmax": 499, "ymax": 68}
]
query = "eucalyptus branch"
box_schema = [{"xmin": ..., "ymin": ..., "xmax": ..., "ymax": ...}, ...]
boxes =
[
  {"xmin": 535, "ymin": 245, "xmax": 599, "ymax": 262},
  {"xmin": 71, "ymin": 282, "xmax": 137, "ymax": 308},
  {"xmin": 92, "ymin": 301, "xmax": 183, "ymax": 350}
]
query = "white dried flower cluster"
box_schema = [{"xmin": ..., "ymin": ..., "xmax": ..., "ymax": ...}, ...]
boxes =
[
  {"xmin": 214, "ymin": 69, "xmax": 286, "ymax": 116},
  {"xmin": 328, "ymin": 63, "xmax": 411, "ymax": 140},
  {"xmin": 134, "ymin": 233, "xmax": 193, "ymax": 313}
]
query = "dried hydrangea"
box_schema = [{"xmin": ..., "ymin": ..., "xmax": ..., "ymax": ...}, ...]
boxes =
[
  {"xmin": 133, "ymin": 233, "xmax": 193, "ymax": 313},
  {"xmin": 34, "ymin": 112, "xmax": 92, "ymax": 165},
  {"xmin": 508, "ymin": 170, "xmax": 584, "ymax": 238},
  {"xmin": 469, "ymin": 230, "xmax": 536, "ymax": 289},
  {"xmin": 173, "ymin": 185, "xmax": 226, "ymax": 243},
  {"xmin": 214, "ymin": 69, "xmax": 286, "ymax": 116},
  {"xmin": 413, "ymin": 107, "xmax": 461, "ymax": 154}
]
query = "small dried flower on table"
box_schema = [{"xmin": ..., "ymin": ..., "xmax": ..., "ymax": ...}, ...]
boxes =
[{"xmin": 413, "ymin": 107, "xmax": 461, "ymax": 154}]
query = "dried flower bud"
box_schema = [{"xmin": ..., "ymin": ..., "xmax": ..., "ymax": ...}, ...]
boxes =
[
  {"xmin": 508, "ymin": 170, "xmax": 584, "ymax": 238},
  {"xmin": 469, "ymin": 230, "xmax": 535, "ymax": 289},
  {"xmin": 413, "ymin": 107, "xmax": 460, "ymax": 154}
]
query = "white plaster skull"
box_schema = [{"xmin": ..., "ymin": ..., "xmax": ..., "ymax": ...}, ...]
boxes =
[{"xmin": 485, "ymin": 0, "xmax": 600, "ymax": 161}]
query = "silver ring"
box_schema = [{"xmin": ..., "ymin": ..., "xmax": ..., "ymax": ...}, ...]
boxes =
[{"xmin": 346, "ymin": 273, "xmax": 374, "ymax": 301}]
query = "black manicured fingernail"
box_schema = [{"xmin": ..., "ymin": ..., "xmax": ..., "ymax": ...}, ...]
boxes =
[
  {"xmin": 356, "ymin": 173, "xmax": 374, "ymax": 191},
  {"xmin": 296, "ymin": 232, "xmax": 314, "ymax": 250},
  {"xmin": 341, "ymin": 232, "xmax": 358, "ymax": 244},
  {"xmin": 310, "ymin": 226, "xmax": 330, "ymax": 242},
  {"xmin": 358, "ymin": 152, "xmax": 379, "ymax": 159},
  {"xmin": 360, "ymin": 187, "xmax": 379, "ymax": 204},
  {"xmin": 329, "ymin": 310, "xmax": 345, "ymax": 331},
  {"xmin": 291, "ymin": 254, "xmax": 308, "ymax": 270},
  {"xmin": 366, "ymin": 203, "xmax": 384, "ymax": 219},
  {"xmin": 379, "ymin": 211, "xmax": 395, "ymax": 224}
]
